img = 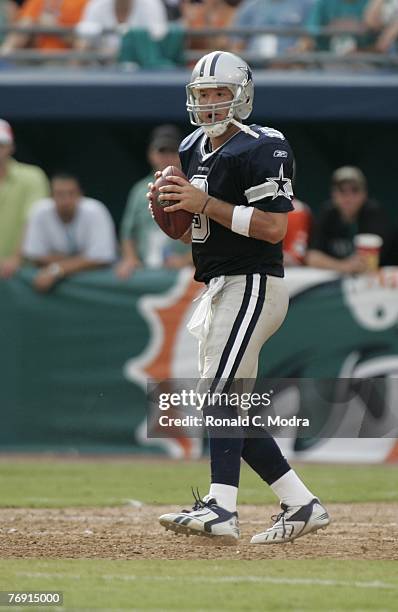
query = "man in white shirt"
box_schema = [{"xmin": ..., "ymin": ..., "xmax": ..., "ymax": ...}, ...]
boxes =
[
  {"xmin": 23, "ymin": 172, "xmax": 117, "ymax": 293},
  {"xmin": 76, "ymin": 0, "xmax": 168, "ymax": 56}
]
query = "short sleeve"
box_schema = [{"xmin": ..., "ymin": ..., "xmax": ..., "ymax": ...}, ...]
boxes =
[
  {"xmin": 120, "ymin": 183, "xmax": 145, "ymax": 240},
  {"xmin": 84, "ymin": 204, "xmax": 117, "ymax": 262},
  {"xmin": 243, "ymin": 137, "xmax": 295, "ymax": 214},
  {"xmin": 22, "ymin": 204, "xmax": 50, "ymax": 259},
  {"xmin": 22, "ymin": 168, "xmax": 50, "ymax": 220}
]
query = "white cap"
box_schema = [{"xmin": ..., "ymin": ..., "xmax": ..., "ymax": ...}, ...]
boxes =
[
  {"xmin": 332, "ymin": 166, "xmax": 366, "ymax": 188},
  {"xmin": 0, "ymin": 119, "xmax": 14, "ymax": 145}
]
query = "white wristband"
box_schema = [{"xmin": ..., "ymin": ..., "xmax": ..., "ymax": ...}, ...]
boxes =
[{"xmin": 231, "ymin": 205, "xmax": 254, "ymax": 237}]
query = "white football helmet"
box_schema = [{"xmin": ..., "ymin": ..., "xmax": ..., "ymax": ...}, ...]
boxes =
[{"xmin": 186, "ymin": 51, "xmax": 257, "ymax": 139}]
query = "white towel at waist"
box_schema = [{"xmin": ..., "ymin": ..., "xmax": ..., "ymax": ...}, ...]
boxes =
[{"xmin": 187, "ymin": 275, "xmax": 225, "ymax": 342}]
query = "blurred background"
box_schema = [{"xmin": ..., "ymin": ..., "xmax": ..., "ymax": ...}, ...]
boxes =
[{"xmin": 0, "ymin": 0, "xmax": 397, "ymax": 464}]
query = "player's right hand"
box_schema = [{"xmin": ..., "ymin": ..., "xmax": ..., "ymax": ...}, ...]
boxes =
[
  {"xmin": 147, "ymin": 171, "xmax": 162, "ymax": 192},
  {"xmin": 147, "ymin": 171, "xmax": 164, "ymax": 217},
  {"xmin": 146, "ymin": 172, "xmax": 162, "ymax": 210}
]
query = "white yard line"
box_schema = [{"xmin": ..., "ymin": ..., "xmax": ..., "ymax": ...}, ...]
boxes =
[
  {"xmin": 245, "ymin": 520, "xmax": 398, "ymax": 527},
  {"xmin": 16, "ymin": 572, "xmax": 398, "ymax": 590}
]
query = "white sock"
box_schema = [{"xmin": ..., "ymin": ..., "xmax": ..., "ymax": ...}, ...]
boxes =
[
  {"xmin": 209, "ymin": 483, "xmax": 238, "ymax": 512},
  {"xmin": 270, "ymin": 469, "xmax": 315, "ymax": 507}
]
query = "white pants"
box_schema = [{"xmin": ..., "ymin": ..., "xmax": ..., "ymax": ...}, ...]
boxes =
[{"xmin": 197, "ymin": 274, "xmax": 289, "ymax": 382}]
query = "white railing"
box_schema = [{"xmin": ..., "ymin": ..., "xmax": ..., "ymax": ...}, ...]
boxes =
[{"xmin": 0, "ymin": 25, "xmax": 396, "ymax": 68}]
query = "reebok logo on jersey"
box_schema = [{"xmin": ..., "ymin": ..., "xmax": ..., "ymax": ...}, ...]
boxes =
[{"xmin": 273, "ymin": 150, "xmax": 288, "ymax": 158}]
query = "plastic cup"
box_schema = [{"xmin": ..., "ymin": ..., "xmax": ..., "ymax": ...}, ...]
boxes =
[{"xmin": 354, "ymin": 233, "xmax": 383, "ymax": 271}]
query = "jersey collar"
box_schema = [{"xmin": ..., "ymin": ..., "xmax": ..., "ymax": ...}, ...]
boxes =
[{"xmin": 199, "ymin": 129, "xmax": 242, "ymax": 162}]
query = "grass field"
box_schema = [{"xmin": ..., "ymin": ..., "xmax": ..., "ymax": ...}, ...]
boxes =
[
  {"xmin": 1, "ymin": 459, "xmax": 397, "ymax": 506},
  {"xmin": 1, "ymin": 559, "xmax": 398, "ymax": 611},
  {"xmin": 0, "ymin": 458, "xmax": 397, "ymax": 611}
]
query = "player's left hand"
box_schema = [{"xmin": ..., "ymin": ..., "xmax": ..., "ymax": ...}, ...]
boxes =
[{"xmin": 159, "ymin": 176, "xmax": 208, "ymax": 214}]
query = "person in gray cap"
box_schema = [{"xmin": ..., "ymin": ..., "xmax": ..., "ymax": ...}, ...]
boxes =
[
  {"xmin": 115, "ymin": 125, "xmax": 192, "ymax": 278},
  {"xmin": 0, "ymin": 118, "xmax": 49, "ymax": 279},
  {"xmin": 306, "ymin": 165, "xmax": 393, "ymax": 273}
]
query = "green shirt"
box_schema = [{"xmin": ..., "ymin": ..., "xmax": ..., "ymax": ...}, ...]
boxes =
[
  {"xmin": 0, "ymin": 159, "xmax": 50, "ymax": 258},
  {"xmin": 306, "ymin": 0, "xmax": 374, "ymax": 50},
  {"xmin": 120, "ymin": 173, "xmax": 190, "ymax": 267}
]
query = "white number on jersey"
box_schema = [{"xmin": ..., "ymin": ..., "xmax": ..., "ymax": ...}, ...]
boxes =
[{"xmin": 191, "ymin": 175, "xmax": 210, "ymax": 243}]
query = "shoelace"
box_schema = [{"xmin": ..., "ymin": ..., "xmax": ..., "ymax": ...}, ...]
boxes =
[
  {"xmin": 270, "ymin": 503, "xmax": 289, "ymax": 539},
  {"xmin": 182, "ymin": 488, "xmax": 214, "ymax": 513}
]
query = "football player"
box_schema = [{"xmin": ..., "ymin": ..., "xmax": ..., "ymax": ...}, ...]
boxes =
[{"xmin": 148, "ymin": 51, "xmax": 330, "ymax": 544}]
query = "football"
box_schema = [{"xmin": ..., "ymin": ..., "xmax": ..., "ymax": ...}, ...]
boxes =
[{"xmin": 152, "ymin": 165, "xmax": 194, "ymax": 240}]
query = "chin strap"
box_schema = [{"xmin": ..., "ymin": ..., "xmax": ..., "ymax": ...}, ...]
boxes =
[
  {"xmin": 231, "ymin": 118, "xmax": 259, "ymax": 139},
  {"xmin": 203, "ymin": 122, "xmax": 229, "ymax": 138},
  {"xmin": 203, "ymin": 119, "xmax": 260, "ymax": 140}
]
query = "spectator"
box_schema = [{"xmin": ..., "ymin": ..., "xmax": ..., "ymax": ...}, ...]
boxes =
[
  {"xmin": 116, "ymin": 125, "xmax": 192, "ymax": 279},
  {"xmin": 306, "ymin": 166, "xmax": 393, "ymax": 273},
  {"xmin": 0, "ymin": 119, "xmax": 49, "ymax": 279},
  {"xmin": 76, "ymin": 0, "xmax": 168, "ymax": 57},
  {"xmin": 0, "ymin": 1, "xmax": 19, "ymax": 46},
  {"xmin": 0, "ymin": 0, "xmax": 88, "ymax": 54},
  {"xmin": 364, "ymin": 0, "xmax": 398, "ymax": 52},
  {"xmin": 284, "ymin": 198, "xmax": 313, "ymax": 266},
  {"xmin": 22, "ymin": 172, "xmax": 117, "ymax": 292},
  {"xmin": 298, "ymin": 0, "xmax": 373, "ymax": 54},
  {"xmin": 231, "ymin": 0, "xmax": 314, "ymax": 58},
  {"xmin": 181, "ymin": 0, "xmax": 241, "ymax": 53}
]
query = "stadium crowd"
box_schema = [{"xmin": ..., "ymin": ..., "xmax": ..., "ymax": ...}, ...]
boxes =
[
  {"xmin": 0, "ymin": 117, "xmax": 396, "ymax": 293},
  {"xmin": 0, "ymin": 0, "xmax": 397, "ymax": 66}
]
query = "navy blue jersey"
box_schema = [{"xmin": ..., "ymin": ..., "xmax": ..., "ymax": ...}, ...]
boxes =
[{"xmin": 179, "ymin": 124, "xmax": 295, "ymax": 283}]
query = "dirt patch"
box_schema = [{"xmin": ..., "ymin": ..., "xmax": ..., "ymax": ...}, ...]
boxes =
[{"xmin": 0, "ymin": 504, "xmax": 397, "ymax": 561}]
